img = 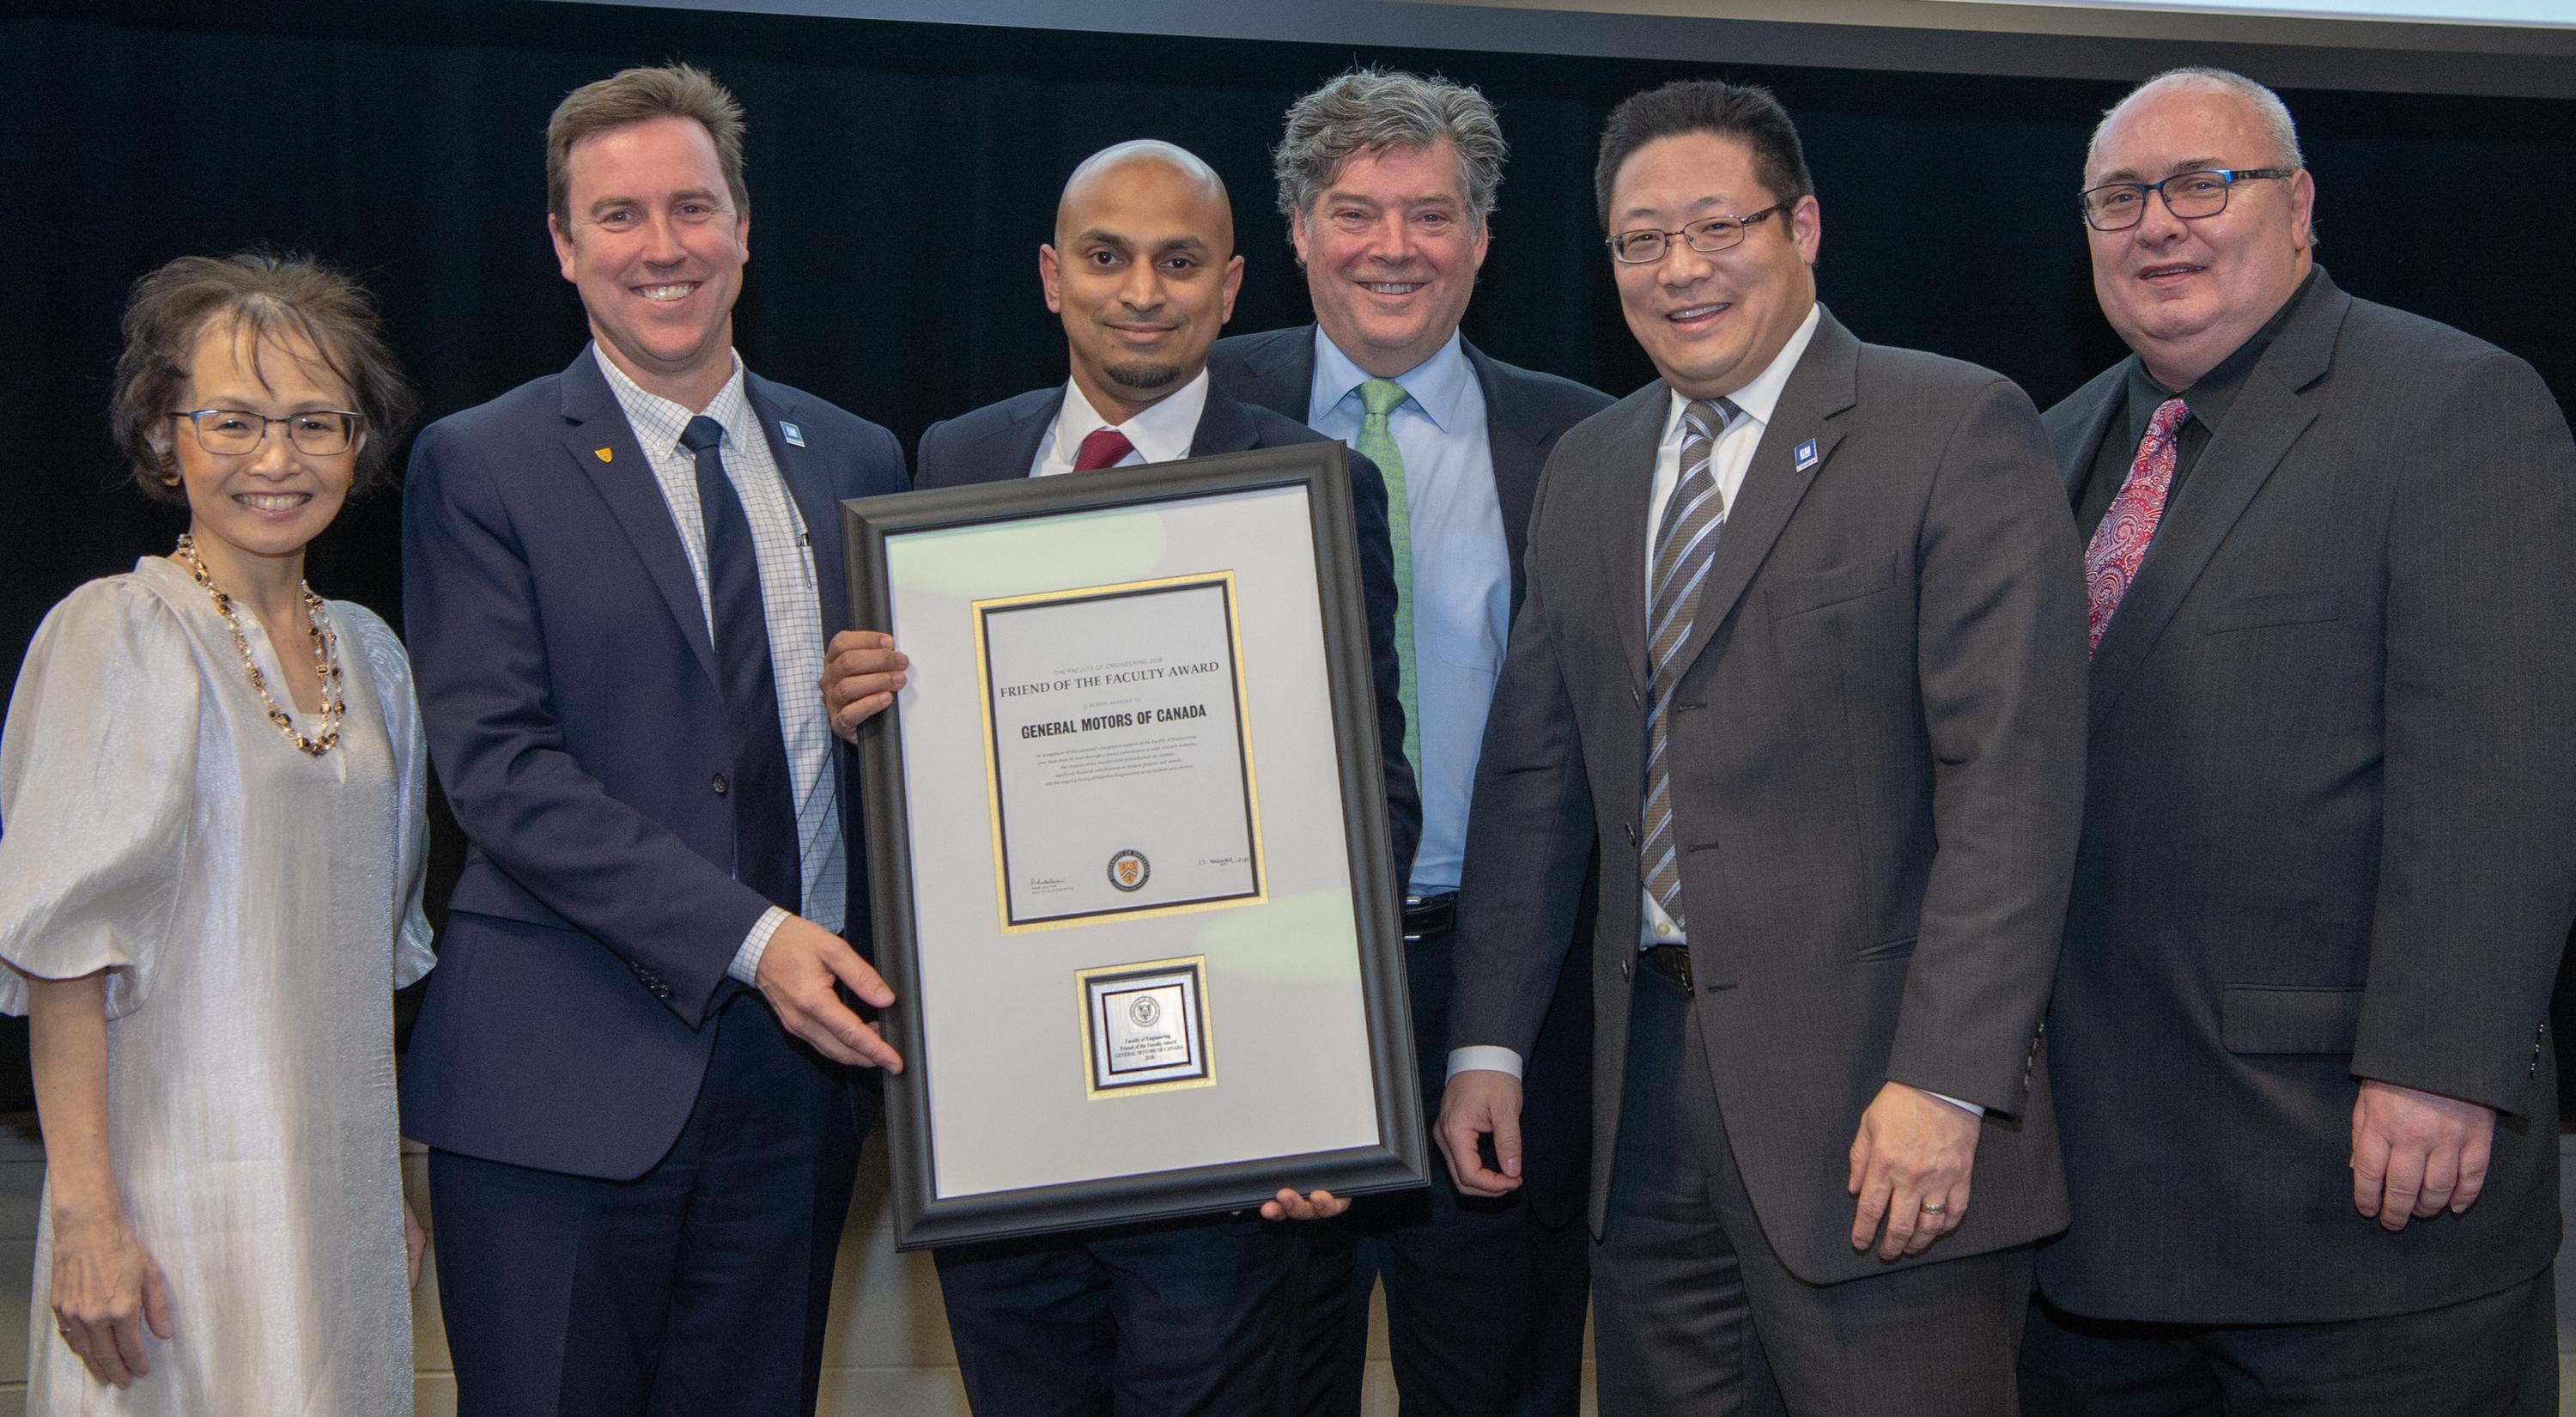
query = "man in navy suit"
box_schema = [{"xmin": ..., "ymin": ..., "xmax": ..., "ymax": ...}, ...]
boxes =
[
  {"xmin": 400, "ymin": 64, "xmax": 907, "ymax": 1417},
  {"xmin": 1208, "ymin": 67, "xmax": 1612, "ymax": 1417},
  {"xmin": 823, "ymin": 139, "xmax": 1408, "ymax": 1417}
]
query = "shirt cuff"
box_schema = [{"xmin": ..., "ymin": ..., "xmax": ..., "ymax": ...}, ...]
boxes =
[
  {"xmin": 1447, "ymin": 1045, "xmax": 1524, "ymax": 1081},
  {"xmin": 728, "ymin": 906, "xmax": 790, "ymax": 987},
  {"xmin": 1924, "ymin": 1089, "xmax": 1985, "ymax": 1118}
]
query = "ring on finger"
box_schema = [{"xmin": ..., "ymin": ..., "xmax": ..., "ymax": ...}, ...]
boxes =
[{"xmin": 1919, "ymin": 1200, "xmax": 1947, "ymax": 1215}]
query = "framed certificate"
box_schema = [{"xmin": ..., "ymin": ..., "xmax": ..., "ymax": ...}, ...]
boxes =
[{"xmin": 843, "ymin": 444, "xmax": 1426, "ymax": 1250}]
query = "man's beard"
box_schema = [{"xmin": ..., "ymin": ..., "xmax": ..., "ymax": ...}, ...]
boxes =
[{"xmin": 1104, "ymin": 358, "xmax": 1188, "ymax": 393}]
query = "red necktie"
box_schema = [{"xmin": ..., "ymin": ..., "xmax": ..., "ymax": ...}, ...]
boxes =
[
  {"xmin": 2085, "ymin": 396, "xmax": 2188, "ymax": 653},
  {"xmin": 1072, "ymin": 428, "xmax": 1134, "ymax": 472}
]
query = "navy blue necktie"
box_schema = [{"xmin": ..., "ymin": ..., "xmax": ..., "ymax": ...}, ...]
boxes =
[{"xmin": 679, "ymin": 416, "xmax": 802, "ymax": 913}]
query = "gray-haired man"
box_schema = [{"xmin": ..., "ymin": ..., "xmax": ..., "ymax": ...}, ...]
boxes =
[{"xmin": 1211, "ymin": 67, "xmax": 1613, "ymax": 1417}]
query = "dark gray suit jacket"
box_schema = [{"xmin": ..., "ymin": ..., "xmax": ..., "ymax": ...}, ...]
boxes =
[
  {"xmin": 1448, "ymin": 307, "xmax": 2087, "ymax": 1284},
  {"xmin": 915, "ymin": 380, "xmax": 1420, "ymax": 883},
  {"xmin": 1211, "ymin": 325, "xmax": 1615, "ymax": 1229},
  {"xmin": 2038, "ymin": 269, "xmax": 2576, "ymax": 1324}
]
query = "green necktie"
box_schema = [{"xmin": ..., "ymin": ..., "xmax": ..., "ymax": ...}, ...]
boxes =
[{"xmin": 1354, "ymin": 378, "xmax": 1419, "ymax": 776}]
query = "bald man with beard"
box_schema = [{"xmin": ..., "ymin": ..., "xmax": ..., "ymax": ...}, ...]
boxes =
[{"xmin": 839, "ymin": 141, "xmax": 1416, "ymax": 1417}]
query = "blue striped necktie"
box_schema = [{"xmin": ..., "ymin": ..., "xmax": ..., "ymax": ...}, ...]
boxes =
[{"xmin": 1639, "ymin": 398, "xmax": 1739, "ymax": 934}]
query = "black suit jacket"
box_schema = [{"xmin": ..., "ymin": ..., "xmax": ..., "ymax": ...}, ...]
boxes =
[
  {"xmin": 2038, "ymin": 269, "xmax": 2576, "ymax": 1324},
  {"xmin": 1449, "ymin": 308, "xmax": 2085, "ymax": 1280},
  {"xmin": 1211, "ymin": 325, "xmax": 1612, "ymax": 1226},
  {"xmin": 401, "ymin": 350, "xmax": 907, "ymax": 1179},
  {"xmin": 915, "ymin": 380, "xmax": 1420, "ymax": 883}
]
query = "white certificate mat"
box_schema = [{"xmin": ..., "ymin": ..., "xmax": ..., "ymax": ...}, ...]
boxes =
[
  {"xmin": 884, "ymin": 483, "xmax": 1383, "ymax": 1201},
  {"xmin": 975, "ymin": 575, "xmax": 1263, "ymax": 929}
]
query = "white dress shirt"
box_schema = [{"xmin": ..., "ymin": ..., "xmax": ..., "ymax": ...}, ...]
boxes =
[
  {"xmin": 594, "ymin": 345, "xmax": 843, "ymax": 986},
  {"xmin": 1031, "ymin": 370, "xmax": 1211, "ymax": 477}
]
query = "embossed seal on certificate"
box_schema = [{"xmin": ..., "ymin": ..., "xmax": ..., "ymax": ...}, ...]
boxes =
[
  {"xmin": 1107, "ymin": 849, "xmax": 1151, "ymax": 892},
  {"xmin": 1078, "ymin": 957, "xmax": 1213, "ymax": 1096}
]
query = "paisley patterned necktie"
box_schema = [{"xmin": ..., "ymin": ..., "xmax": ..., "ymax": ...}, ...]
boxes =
[{"xmin": 2085, "ymin": 396, "xmax": 2188, "ymax": 653}]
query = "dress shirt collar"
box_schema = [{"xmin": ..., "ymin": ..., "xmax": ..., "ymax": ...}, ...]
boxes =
[
  {"xmin": 1310, "ymin": 327, "xmax": 1474, "ymax": 435},
  {"xmin": 1660, "ymin": 300, "xmax": 1823, "ymax": 444},
  {"xmin": 592, "ymin": 342, "xmax": 755, "ymax": 453},
  {"xmin": 1049, "ymin": 368, "xmax": 1212, "ymax": 468},
  {"xmin": 2122, "ymin": 265, "xmax": 2318, "ymax": 449}
]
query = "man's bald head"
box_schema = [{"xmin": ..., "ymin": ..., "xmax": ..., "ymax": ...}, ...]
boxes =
[
  {"xmin": 1039, "ymin": 139, "xmax": 1247, "ymax": 425},
  {"xmin": 1055, "ymin": 141, "xmax": 1235, "ymax": 254}
]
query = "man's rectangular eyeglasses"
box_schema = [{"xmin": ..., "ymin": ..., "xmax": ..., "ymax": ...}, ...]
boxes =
[
  {"xmin": 1605, "ymin": 203, "xmax": 1793, "ymax": 265},
  {"xmin": 2080, "ymin": 168, "xmax": 2294, "ymax": 232},
  {"xmin": 167, "ymin": 408, "xmax": 364, "ymax": 456}
]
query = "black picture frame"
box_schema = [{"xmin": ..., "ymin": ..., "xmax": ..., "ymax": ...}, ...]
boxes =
[{"xmin": 842, "ymin": 444, "xmax": 1425, "ymax": 1250}]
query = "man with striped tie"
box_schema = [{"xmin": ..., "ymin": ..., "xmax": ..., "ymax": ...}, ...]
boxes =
[
  {"xmin": 1210, "ymin": 67, "xmax": 1613, "ymax": 1417},
  {"xmin": 1434, "ymin": 79, "xmax": 2086, "ymax": 1415}
]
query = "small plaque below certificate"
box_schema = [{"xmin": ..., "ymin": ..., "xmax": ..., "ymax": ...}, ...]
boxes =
[{"xmin": 1078, "ymin": 957, "xmax": 1213, "ymax": 1097}]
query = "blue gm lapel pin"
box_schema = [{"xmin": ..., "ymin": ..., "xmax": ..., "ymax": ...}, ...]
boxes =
[
  {"xmin": 781, "ymin": 420, "xmax": 805, "ymax": 448},
  {"xmin": 1794, "ymin": 439, "xmax": 1820, "ymax": 472}
]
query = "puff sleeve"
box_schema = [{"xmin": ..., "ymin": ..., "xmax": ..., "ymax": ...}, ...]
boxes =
[{"xmin": 0, "ymin": 578, "xmax": 203, "ymax": 1019}]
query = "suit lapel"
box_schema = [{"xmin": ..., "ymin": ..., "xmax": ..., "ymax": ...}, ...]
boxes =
[
  {"xmin": 1588, "ymin": 386, "xmax": 1671, "ymax": 691},
  {"xmin": 1664, "ymin": 309, "xmax": 1854, "ymax": 687},
  {"xmin": 1232, "ymin": 327, "xmax": 1317, "ymax": 419},
  {"xmin": 745, "ymin": 377, "xmax": 848, "ymax": 642},
  {"xmin": 2051, "ymin": 366, "xmax": 2128, "ymax": 504},
  {"xmin": 1188, "ymin": 386, "xmax": 1261, "ymax": 456},
  {"xmin": 2085, "ymin": 277, "xmax": 2347, "ymax": 735},
  {"xmin": 559, "ymin": 352, "xmax": 720, "ymax": 687},
  {"xmin": 1467, "ymin": 339, "xmax": 1547, "ymax": 613},
  {"xmin": 923, "ymin": 392, "xmax": 1057, "ymax": 489}
]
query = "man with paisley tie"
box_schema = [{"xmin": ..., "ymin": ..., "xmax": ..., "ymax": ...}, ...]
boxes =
[
  {"xmin": 2022, "ymin": 68, "xmax": 2576, "ymax": 1417},
  {"xmin": 1433, "ymin": 79, "xmax": 2086, "ymax": 1415}
]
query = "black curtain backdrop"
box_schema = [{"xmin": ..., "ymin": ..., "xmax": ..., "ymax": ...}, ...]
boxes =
[{"xmin": 4, "ymin": 0, "xmax": 2573, "ymax": 1110}]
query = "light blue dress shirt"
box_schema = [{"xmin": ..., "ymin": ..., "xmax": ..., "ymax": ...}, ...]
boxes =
[{"xmin": 1308, "ymin": 331, "xmax": 1508, "ymax": 897}]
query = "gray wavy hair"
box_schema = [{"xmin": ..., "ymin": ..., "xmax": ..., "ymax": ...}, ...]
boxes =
[{"xmin": 1273, "ymin": 67, "xmax": 1507, "ymax": 235}]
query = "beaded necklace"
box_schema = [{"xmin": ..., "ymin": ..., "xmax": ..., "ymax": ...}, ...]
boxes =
[{"xmin": 173, "ymin": 533, "xmax": 343, "ymax": 757}]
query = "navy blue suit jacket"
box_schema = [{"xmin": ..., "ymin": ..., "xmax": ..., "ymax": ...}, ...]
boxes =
[
  {"xmin": 1211, "ymin": 326, "xmax": 1612, "ymax": 1229},
  {"xmin": 915, "ymin": 382, "xmax": 1420, "ymax": 885},
  {"xmin": 400, "ymin": 350, "xmax": 908, "ymax": 1180}
]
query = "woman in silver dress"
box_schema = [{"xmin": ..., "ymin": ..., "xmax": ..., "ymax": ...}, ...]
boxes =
[{"xmin": 0, "ymin": 252, "xmax": 432, "ymax": 1412}]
